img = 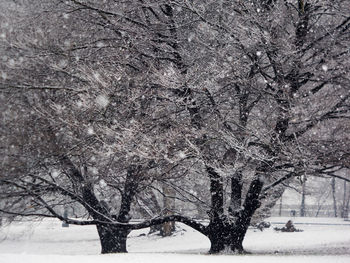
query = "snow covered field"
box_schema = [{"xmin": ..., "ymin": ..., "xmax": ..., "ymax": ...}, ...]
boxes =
[{"xmin": 1, "ymin": 217, "xmax": 350, "ymax": 263}]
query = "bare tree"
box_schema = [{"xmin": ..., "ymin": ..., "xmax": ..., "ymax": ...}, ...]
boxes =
[{"xmin": 1, "ymin": 0, "xmax": 350, "ymax": 255}]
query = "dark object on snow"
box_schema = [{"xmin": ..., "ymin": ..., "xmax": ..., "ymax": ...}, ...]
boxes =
[
  {"xmin": 274, "ymin": 220, "xmax": 303, "ymax": 232},
  {"xmin": 256, "ymin": 221, "xmax": 271, "ymax": 231},
  {"xmin": 62, "ymin": 208, "xmax": 69, "ymax": 228},
  {"xmin": 290, "ymin": 210, "xmax": 296, "ymax": 217},
  {"xmin": 284, "ymin": 220, "xmax": 295, "ymax": 231},
  {"xmin": 62, "ymin": 221, "xmax": 69, "ymax": 227}
]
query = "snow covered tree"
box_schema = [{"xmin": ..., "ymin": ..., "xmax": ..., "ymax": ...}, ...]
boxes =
[
  {"xmin": 1, "ymin": 0, "xmax": 349, "ymax": 254},
  {"xmin": 0, "ymin": 0, "xmax": 197, "ymax": 252}
]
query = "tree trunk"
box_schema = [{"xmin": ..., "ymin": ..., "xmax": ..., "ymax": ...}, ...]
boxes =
[
  {"xmin": 207, "ymin": 221, "xmax": 247, "ymax": 254},
  {"xmin": 300, "ymin": 175, "xmax": 306, "ymax": 217},
  {"xmin": 161, "ymin": 184, "xmax": 176, "ymax": 237},
  {"xmin": 341, "ymin": 181, "xmax": 350, "ymax": 219},
  {"xmin": 279, "ymin": 196, "xmax": 283, "ymax": 216},
  {"xmin": 341, "ymin": 181, "xmax": 347, "ymax": 218},
  {"xmin": 229, "ymin": 225, "xmax": 245, "ymax": 253},
  {"xmin": 229, "ymin": 171, "xmax": 242, "ymax": 217},
  {"xmin": 95, "ymin": 165, "xmax": 140, "ymax": 253},
  {"xmin": 207, "ymin": 166, "xmax": 224, "ymax": 217},
  {"xmin": 96, "ymin": 225, "xmax": 129, "ymax": 254},
  {"xmin": 331, "ymin": 177, "xmax": 337, "ymax": 217},
  {"xmin": 207, "ymin": 177, "xmax": 263, "ymax": 254},
  {"xmin": 207, "ymin": 226, "xmax": 230, "ymax": 253},
  {"xmin": 344, "ymin": 190, "xmax": 350, "ymax": 220}
]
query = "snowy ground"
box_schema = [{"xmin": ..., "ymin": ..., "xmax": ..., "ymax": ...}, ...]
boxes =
[{"xmin": 1, "ymin": 217, "xmax": 350, "ymax": 263}]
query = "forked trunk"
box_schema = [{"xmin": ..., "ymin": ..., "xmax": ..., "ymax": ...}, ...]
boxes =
[
  {"xmin": 207, "ymin": 177, "xmax": 264, "ymax": 254},
  {"xmin": 96, "ymin": 225, "xmax": 129, "ymax": 253},
  {"xmin": 207, "ymin": 224, "xmax": 245, "ymax": 254}
]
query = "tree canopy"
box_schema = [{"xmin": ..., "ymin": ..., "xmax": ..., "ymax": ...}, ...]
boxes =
[{"xmin": 1, "ymin": 0, "xmax": 349, "ymax": 254}]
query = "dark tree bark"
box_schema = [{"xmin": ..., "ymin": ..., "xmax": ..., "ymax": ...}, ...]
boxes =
[
  {"xmin": 341, "ymin": 181, "xmax": 350, "ymax": 219},
  {"xmin": 300, "ymin": 175, "xmax": 306, "ymax": 217},
  {"xmin": 117, "ymin": 165, "xmax": 142, "ymax": 223},
  {"xmin": 229, "ymin": 178, "xmax": 264, "ymax": 253},
  {"xmin": 98, "ymin": 165, "xmax": 141, "ymax": 253},
  {"xmin": 205, "ymin": 166, "xmax": 264, "ymax": 254},
  {"xmin": 206, "ymin": 166, "xmax": 231, "ymax": 253},
  {"xmin": 60, "ymin": 156, "xmax": 141, "ymax": 254},
  {"xmin": 331, "ymin": 177, "xmax": 338, "ymax": 217},
  {"xmin": 96, "ymin": 225, "xmax": 130, "ymax": 253},
  {"xmin": 229, "ymin": 170, "xmax": 243, "ymax": 217},
  {"xmin": 161, "ymin": 185, "xmax": 176, "ymax": 237}
]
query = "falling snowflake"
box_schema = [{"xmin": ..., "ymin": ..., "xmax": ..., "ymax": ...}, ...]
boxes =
[
  {"xmin": 99, "ymin": 179, "xmax": 107, "ymax": 188},
  {"xmin": 322, "ymin": 65, "xmax": 328, "ymax": 72},
  {"xmin": 76, "ymin": 100, "xmax": 83, "ymax": 108},
  {"xmin": 178, "ymin": 151, "xmax": 187, "ymax": 159},
  {"xmin": 256, "ymin": 51, "xmax": 262, "ymax": 57},
  {"xmin": 53, "ymin": 104, "xmax": 64, "ymax": 114},
  {"xmin": 51, "ymin": 170, "xmax": 59, "ymax": 178},
  {"xmin": 93, "ymin": 72, "xmax": 101, "ymax": 81},
  {"xmin": 64, "ymin": 40, "xmax": 70, "ymax": 47},
  {"xmin": 87, "ymin": 127, "xmax": 94, "ymax": 135},
  {"xmin": 90, "ymin": 167, "xmax": 98, "ymax": 175},
  {"xmin": 8, "ymin": 59, "xmax": 15, "ymax": 67},
  {"xmin": 188, "ymin": 33, "xmax": 195, "ymax": 42},
  {"xmin": 1, "ymin": 72, "xmax": 7, "ymax": 80},
  {"xmin": 96, "ymin": 94, "xmax": 109, "ymax": 108},
  {"xmin": 58, "ymin": 59, "xmax": 68, "ymax": 68},
  {"xmin": 97, "ymin": 41, "xmax": 104, "ymax": 48}
]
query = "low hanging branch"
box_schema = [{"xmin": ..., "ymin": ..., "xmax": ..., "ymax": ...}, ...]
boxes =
[
  {"xmin": 261, "ymin": 171, "xmax": 300, "ymax": 194},
  {"xmin": 28, "ymin": 213, "xmax": 209, "ymax": 235}
]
